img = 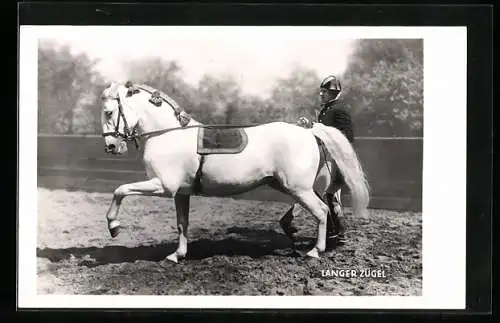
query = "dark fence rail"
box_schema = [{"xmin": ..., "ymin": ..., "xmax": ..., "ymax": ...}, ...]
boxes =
[{"xmin": 37, "ymin": 134, "xmax": 423, "ymax": 211}]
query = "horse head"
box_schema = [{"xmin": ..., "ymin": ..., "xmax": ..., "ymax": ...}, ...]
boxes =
[
  {"xmin": 100, "ymin": 81, "xmax": 195, "ymax": 155},
  {"xmin": 100, "ymin": 81, "xmax": 140, "ymax": 155}
]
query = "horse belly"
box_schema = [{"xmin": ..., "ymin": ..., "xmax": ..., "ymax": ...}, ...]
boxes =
[
  {"xmin": 196, "ymin": 177, "xmax": 274, "ymax": 197},
  {"xmin": 196, "ymin": 148, "xmax": 275, "ymax": 196}
]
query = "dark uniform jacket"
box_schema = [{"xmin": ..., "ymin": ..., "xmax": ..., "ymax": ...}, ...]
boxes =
[{"xmin": 317, "ymin": 100, "xmax": 354, "ymax": 142}]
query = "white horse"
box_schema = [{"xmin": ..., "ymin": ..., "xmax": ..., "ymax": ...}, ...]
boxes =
[{"xmin": 100, "ymin": 81, "xmax": 370, "ymax": 263}]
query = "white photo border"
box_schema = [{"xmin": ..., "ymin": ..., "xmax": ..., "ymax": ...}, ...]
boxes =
[{"xmin": 18, "ymin": 26, "xmax": 467, "ymax": 309}]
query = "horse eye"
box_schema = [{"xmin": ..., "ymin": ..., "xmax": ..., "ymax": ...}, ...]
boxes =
[{"xmin": 105, "ymin": 110, "xmax": 113, "ymax": 117}]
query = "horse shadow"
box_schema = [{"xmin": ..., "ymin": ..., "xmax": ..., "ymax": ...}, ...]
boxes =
[{"xmin": 37, "ymin": 227, "xmax": 314, "ymax": 268}]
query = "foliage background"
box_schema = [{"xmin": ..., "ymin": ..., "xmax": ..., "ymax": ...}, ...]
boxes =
[{"xmin": 38, "ymin": 39, "xmax": 423, "ymax": 137}]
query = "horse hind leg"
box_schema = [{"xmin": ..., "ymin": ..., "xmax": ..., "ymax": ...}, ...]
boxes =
[
  {"xmin": 268, "ymin": 181, "xmax": 300, "ymax": 244},
  {"xmin": 279, "ymin": 205, "xmax": 299, "ymax": 241},
  {"xmin": 277, "ymin": 164, "xmax": 331, "ymax": 244},
  {"xmin": 293, "ymin": 189, "xmax": 329, "ymax": 258}
]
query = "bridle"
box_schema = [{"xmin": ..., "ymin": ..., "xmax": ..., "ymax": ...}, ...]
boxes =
[
  {"xmin": 100, "ymin": 84, "xmax": 193, "ymax": 150},
  {"xmin": 101, "ymin": 94, "xmax": 140, "ymax": 149}
]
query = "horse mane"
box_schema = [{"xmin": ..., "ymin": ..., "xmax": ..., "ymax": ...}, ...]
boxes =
[
  {"xmin": 132, "ymin": 83, "xmax": 183, "ymax": 114},
  {"xmin": 125, "ymin": 82, "xmax": 193, "ymax": 127}
]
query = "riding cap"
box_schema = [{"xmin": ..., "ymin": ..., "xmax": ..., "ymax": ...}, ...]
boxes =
[{"xmin": 320, "ymin": 75, "xmax": 342, "ymax": 92}]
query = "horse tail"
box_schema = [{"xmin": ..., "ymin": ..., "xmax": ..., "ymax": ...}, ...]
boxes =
[{"xmin": 310, "ymin": 123, "xmax": 370, "ymax": 217}]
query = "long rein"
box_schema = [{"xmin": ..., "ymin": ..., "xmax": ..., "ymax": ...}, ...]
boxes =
[
  {"xmin": 134, "ymin": 122, "xmax": 263, "ymax": 140},
  {"xmin": 103, "ymin": 87, "xmax": 262, "ymax": 148}
]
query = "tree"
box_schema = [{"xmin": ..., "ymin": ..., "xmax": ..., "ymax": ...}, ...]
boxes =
[
  {"xmin": 342, "ymin": 39, "xmax": 423, "ymax": 136},
  {"xmin": 125, "ymin": 57, "xmax": 200, "ymax": 117},
  {"xmin": 266, "ymin": 66, "xmax": 321, "ymax": 123},
  {"xmin": 196, "ymin": 74, "xmax": 243, "ymax": 124},
  {"xmin": 236, "ymin": 94, "xmax": 269, "ymax": 124},
  {"xmin": 344, "ymin": 60, "xmax": 423, "ymax": 135},
  {"xmin": 38, "ymin": 41, "xmax": 104, "ymax": 134}
]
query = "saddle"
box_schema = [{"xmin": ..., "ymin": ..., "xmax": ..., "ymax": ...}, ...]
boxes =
[{"xmin": 197, "ymin": 126, "xmax": 249, "ymax": 155}]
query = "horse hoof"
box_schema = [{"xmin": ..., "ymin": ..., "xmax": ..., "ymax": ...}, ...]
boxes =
[
  {"xmin": 306, "ymin": 247, "xmax": 320, "ymax": 259},
  {"xmin": 108, "ymin": 221, "xmax": 121, "ymax": 238},
  {"xmin": 166, "ymin": 253, "xmax": 179, "ymax": 264},
  {"xmin": 325, "ymin": 235, "xmax": 346, "ymax": 251},
  {"xmin": 290, "ymin": 249, "xmax": 302, "ymax": 258}
]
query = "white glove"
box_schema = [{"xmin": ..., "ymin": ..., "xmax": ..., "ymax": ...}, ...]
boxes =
[{"xmin": 297, "ymin": 116, "xmax": 313, "ymax": 128}]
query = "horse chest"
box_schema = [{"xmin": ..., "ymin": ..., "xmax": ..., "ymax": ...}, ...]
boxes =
[
  {"xmin": 142, "ymin": 140, "xmax": 196, "ymax": 179},
  {"xmin": 142, "ymin": 159, "xmax": 157, "ymax": 180}
]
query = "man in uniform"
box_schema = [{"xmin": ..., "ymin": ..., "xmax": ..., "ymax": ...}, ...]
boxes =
[
  {"xmin": 295, "ymin": 75, "xmax": 354, "ymax": 249},
  {"xmin": 316, "ymin": 75, "xmax": 354, "ymax": 247}
]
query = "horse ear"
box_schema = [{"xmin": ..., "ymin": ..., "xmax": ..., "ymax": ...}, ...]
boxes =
[
  {"xmin": 117, "ymin": 84, "xmax": 127, "ymax": 100},
  {"xmin": 105, "ymin": 81, "xmax": 118, "ymax": 91}
]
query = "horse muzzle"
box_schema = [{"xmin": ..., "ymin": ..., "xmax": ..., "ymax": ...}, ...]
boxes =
[
  {"xmin": 104, "ymin": 141, "xmax": 127, "ymax": 155},
  {"xmin": 104, "ymin": 144, "xmax": 117, "ymax": 154}
]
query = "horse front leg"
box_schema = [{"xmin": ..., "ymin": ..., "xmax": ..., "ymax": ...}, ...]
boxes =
[
  {"xmin": 165, "ymin": 193, "xmax": 190, "ymax": 264},
  {"xmin": 106, "ymin": 177, "xmax": 166, "ymax": 237}
]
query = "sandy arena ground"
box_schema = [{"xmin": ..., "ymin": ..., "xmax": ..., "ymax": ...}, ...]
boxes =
[{"xmin": 36, "ymin": 187, "xmax": 422, "ymax": 296}]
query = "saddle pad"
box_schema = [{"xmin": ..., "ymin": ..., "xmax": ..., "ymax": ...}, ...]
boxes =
[{"xmin": 197, "ymin": 127, "xmax": 249, "ymax": 155}]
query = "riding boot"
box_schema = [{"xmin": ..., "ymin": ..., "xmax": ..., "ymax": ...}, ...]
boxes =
[
  {"xmin": 333, "ymin": 207, "xmax": 347, "ymax": 245},
  {"xmin": 324, "ymin": 193, "xmax": 338, "ymax": 250}
]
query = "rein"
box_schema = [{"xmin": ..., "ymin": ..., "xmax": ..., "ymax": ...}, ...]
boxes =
[
  {"xmin": 101, "ymin": 82, "xmax": 263, "ymax": 151},
  {"xmin": 136, "ymin": 123, "xmax": 262, "ymax": 140}
]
